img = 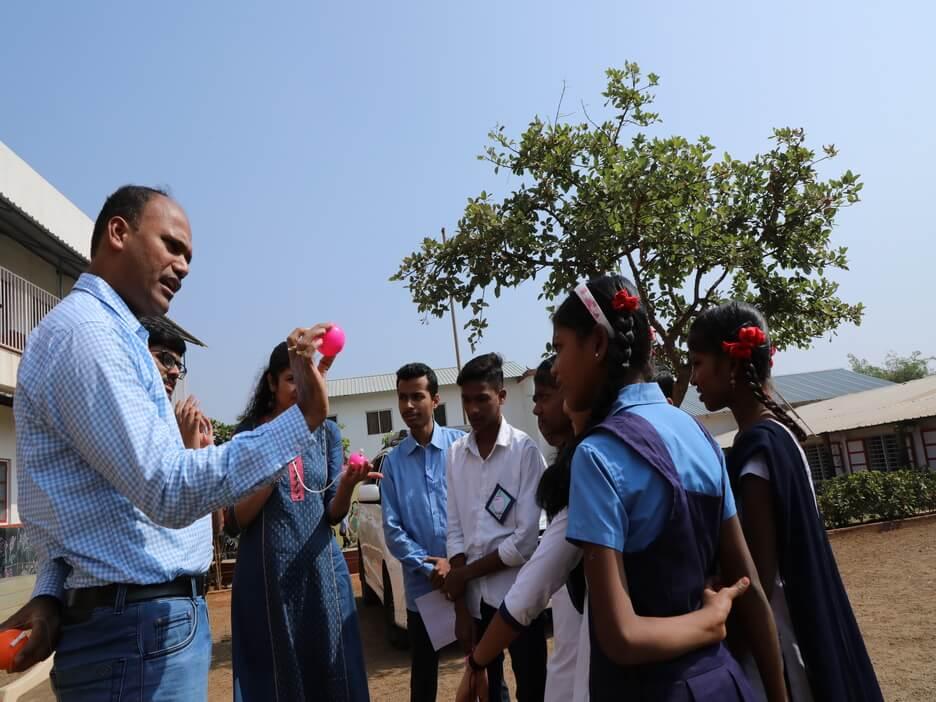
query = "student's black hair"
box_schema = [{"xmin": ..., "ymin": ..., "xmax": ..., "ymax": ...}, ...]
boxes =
[
  {"xmin": 456, "ymin": 352, "xmax": 504, "ymax": 389},
  {"xmin": 91, "ymin": 185, "xmax": 170, "ymax": 256},
  {"xmin": 536, "ymin": 274, "xmax": 653, "ymax": 519},
  {"xmin": 688, "ymin": 301, "xmax": 806, "ymax": 441},
  {"xmin": 238, "ymin": 341, "xmax": 291, "ymax": 430},
  {"xmin": 396, "ymin": 363, "xmax": 439, "ymax": 396},
  {"xmin": 140, "ymin": 317, "xmax": 187, "ymax": 356},
  {"xmin": 534, "ymin": 356, "xmax": 558, "ymax": 387},
  {"xmin": 654, "ymin": 372, "xmax": 675, "ymax": 400}
]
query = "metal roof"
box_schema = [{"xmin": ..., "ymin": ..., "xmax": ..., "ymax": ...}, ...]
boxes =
[
  {"xmin": 328, "ymin": 361, "xmax": 530, "ymax": 398},
  {"xmin": 714, "ymin": 373, "xmax": 936, "ymax": 447},
  {"xmin": 679, "ymin": 368, "xmax": 894, "ymax": 418}
]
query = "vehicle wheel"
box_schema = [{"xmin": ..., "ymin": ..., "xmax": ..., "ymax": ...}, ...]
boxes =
[
  {"xmin": 383, "ymin": 567, "xmax": 409, "ymax": 650},
  {"xmin": 359, "ymin": 545, "xmax": 378, "ymax": 605}
]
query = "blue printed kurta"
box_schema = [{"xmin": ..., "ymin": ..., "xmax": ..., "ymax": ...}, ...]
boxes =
[{"xmin": 231, "ymin": 420, "xmax": 369, "ymax": 702}]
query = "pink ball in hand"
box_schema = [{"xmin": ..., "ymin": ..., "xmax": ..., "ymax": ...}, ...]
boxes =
[
  {"xmin": 320, "ymin": 326, "xmax": 346, "ymax": 356},
  {"xmin": 348, "ymin": 452, "xmax": 367, "ymax": 468}
]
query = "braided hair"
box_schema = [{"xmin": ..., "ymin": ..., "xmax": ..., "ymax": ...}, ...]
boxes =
[
  {"xmin": 688, "ymin": 302, "xmax": 807, "ymax": 442},
  {"xmin": 536, "ymin": 274, "xmax": 653, "ymax": 519}
]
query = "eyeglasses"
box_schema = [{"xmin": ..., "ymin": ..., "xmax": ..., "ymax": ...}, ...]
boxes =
[{"xmin": 153, "ymin": 350, "xmax": 187, "ymax": 379}]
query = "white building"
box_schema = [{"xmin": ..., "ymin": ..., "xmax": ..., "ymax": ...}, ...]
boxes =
[
  {"xmin": 326, "ymin": 361, "xmax": 550, "ymax": 459},
  {"xmin": 714, "ymin": 373, "xmax": 936, "ymax": 482}
]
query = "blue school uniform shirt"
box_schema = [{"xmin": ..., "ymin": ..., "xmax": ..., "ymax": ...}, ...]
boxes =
[
  {"xmin": 380, "ymin": 424, "xmax": 465, "ymax": 611},
  {"xmin": 566, "ymin": 383, "xmax": 736, "ymax": 553}
]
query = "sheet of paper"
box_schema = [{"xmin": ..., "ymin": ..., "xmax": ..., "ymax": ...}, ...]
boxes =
[{"xmin": 414, "ymin": 589, "xmax": 457, "ymax": 651}]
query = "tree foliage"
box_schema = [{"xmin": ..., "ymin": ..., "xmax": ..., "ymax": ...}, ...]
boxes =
[
  {"xmin": 210, "ymin": 419, "xmax": 236, "ymax": 445},
  {"xmin": 848, "ymin": 351, "xmax": 934, "ymax": 383},
  {"xmin": 392, "ymin": 63, "xmax": 864, "ymax": 404}
]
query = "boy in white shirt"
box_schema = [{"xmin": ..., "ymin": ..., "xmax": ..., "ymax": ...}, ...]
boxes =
[{"xmin": 443, "ymin": 353, "xmax": 547, "ymax": 702}]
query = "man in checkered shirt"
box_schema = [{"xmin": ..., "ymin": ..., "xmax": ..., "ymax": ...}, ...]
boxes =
[{"xmin": 3, "ymin": 185, "xmax": 334, "ymax": 701}]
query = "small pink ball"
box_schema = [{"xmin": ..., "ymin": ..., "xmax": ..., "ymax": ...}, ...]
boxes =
[
  {"xmin": 348, "ymin": 452, "xmax": 367, "ymax": 468},
  {"xmin": 320, "ymin": 326, "xmax": 346, "ymax": 356}
]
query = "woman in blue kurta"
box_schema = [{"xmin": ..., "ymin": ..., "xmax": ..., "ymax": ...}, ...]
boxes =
[
  {"xmin": 688, "ymin": 302, "xmax": 883, "ymax": 702},
  {"xmin": 224, "ymin": 342, "xmax": 371, "ymax": 702},
  {"xmin": 549, "ymin": 275, "xmax": 787, "ymax": 702}
]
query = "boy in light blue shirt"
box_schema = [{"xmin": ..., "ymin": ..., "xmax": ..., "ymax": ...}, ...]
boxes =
[{"xmin": 381, "ymin": 363, "xmax": 464, "ymax": 702}]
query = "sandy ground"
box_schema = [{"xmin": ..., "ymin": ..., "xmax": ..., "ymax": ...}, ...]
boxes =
[{"xmin": 12, "ymin": 515, "xmax": 936, "ymax": 701}]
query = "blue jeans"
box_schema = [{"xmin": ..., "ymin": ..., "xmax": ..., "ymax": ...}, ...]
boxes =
[{"xmin": 51, "ymin": 593, "xmax": 212, "ymax": 701}]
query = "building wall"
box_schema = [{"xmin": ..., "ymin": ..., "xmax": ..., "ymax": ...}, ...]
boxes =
[
  {"xmin": 0, "ymin": 234, "xmax": 77, "ymax": 298},
  {"xmin": 0, "ymin": 405, "xmax": 20, "ymax": 526},
  {"xmin": 329, "ymin": 376, "xmax": 549, "ymax": 460},
  {"xmin": 696, "ymin": 410, "xmax": 738, "ymax": 438}
]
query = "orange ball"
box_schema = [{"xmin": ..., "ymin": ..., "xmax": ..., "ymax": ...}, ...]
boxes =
[{"xmin": 0, "ymin": 629, "xmax": 28, "ymax": 672}]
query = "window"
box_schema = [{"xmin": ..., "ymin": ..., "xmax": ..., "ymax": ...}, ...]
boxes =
[
  {"xmin": 0, "ymin": 460, "xmax": 8, "ymax": 522},
  {"xmin": 366, "ymin": 410, "xmax": 393, "ymax": 435},
  {"xmin": 434, "ymin": 404, "xmax": 448, "ymax": 427},
  {"xmin": 865, "ymin": 434, "xmax": 901, "ymax": 472},
  {"xmin": 803, "ymin": 445, "xmax": 836, "ymax": 483}
]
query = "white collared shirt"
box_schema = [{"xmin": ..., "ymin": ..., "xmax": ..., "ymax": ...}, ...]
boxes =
[{"xmin": 446, "ymin": 417, "xmax": 546, "ymax": 618}]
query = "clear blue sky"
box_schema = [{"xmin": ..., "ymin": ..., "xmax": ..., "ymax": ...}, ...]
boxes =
[{"xmin": 2, "ymin": 1, "xmax": 934, "ymax": 422}]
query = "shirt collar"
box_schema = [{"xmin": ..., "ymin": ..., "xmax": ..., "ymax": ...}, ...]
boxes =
[
  {"xmin": 74, "ymin": 273, "xmax": 147, "ymax": 342},
  {"xmin": 402, "ymin": 423, "xmax": 452, "ymax": 455},
  {"xmin": 466, "ymin": 417, "xmax": 511, "ymax": 457},
  {"xmin": 610, "ymin": 382, "xmax": 668, "ymax": 414}
]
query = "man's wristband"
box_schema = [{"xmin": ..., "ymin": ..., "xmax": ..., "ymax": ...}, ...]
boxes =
[{"xmin": 467, "ymin": 651, "xmax": 485, "ymax": 672}]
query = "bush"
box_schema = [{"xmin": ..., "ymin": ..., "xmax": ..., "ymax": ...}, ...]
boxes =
[{"xmin": 816, "ymin": 469, "xmax": 936, "ymax": 529}]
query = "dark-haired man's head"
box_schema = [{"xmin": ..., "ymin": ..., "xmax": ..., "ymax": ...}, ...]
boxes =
[
  {"xmin": 396, "ymin": 363, "xmax": 440, "ymax": 436},
  {"xmin": 142, "ymin": 317, "xmax": 187, "ymax": 397},
  {"xmin": 654, "ymin": 372, "xmax": 675, "ymax": 405},
  {"xmin": 457, "ymin": 353, "xmax": 506, "ymax": 434},
  {"xmin": 532, "ymin": 356, "xmax": 572, "ymax": 448},
  {"xmin": 89, "ymin": 185, "xmax": 192, "ymax": 318}
]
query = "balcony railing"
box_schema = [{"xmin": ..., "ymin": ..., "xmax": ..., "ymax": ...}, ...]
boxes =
[{"xmin": 0, "ymin": 266, "xmax": 60, "ymax": 354}]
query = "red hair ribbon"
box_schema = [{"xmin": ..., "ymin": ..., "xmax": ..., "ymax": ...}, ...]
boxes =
[
  {"xmin": 611, "ymin": 289, "xmax": 640, "ymax": 312},
  {"xmin": 721, "ymin": 325, "xmax": 767, "ymax": 360}
]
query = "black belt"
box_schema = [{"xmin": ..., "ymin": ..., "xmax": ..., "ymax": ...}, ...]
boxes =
[{"xmin": 64, "ymin": 575, "xmax": 207, "ymax": 615}]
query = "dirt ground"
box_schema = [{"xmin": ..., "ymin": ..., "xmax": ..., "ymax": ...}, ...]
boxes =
[{"xmin": 14, "ymin": 515, "xmax": 936, "ymax": 701}]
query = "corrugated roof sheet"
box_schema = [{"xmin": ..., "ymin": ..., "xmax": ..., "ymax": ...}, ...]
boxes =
[
  {"xmin": 328, "ymin": 361, "xmax": 530, "ymax": 398},
  {"xmin": 714, "ymin": 373, "xmax": 936, "ymax": 447},
  {"xmin": 679, "ymin": 368, "xmax": 893, "ymax": 417}
]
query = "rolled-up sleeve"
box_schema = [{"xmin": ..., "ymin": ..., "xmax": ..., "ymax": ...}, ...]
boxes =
[
  {"xmin": 31, "ymin": 556, "xmax": 70, "ymax": 601},
  {"xmin": 500, "ymin": 509, "xmax": 581, "ymax": 629},
  {"xmin": 496, "ymin": 441, "xmax": 546, "ymax": 567}
]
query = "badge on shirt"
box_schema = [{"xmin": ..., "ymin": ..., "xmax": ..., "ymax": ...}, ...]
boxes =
[
  {"xmin": 485, "ymin": 483, "xmax": 516, "ymax": 524},
  {"xmin": 288, "ymin": 456, "xmax": 305, "ymax": 502}
]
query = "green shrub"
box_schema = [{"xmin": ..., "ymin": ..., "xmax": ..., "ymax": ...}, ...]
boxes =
[{"xmin": 816, "ymin": 468, "xmax": 936, "ymax": 529}]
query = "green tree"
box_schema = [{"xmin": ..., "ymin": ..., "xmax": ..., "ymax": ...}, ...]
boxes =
[
  {"xmin": 848, "ymin": 351, "xmax": 933, "ymax": 383},
  {"xmin": 210, "ymin": 419, "xmax": 236, "ymax": 445},
  {"xmin": 392, "ymin": 63, "xmax": 864, "ymax": 405}
]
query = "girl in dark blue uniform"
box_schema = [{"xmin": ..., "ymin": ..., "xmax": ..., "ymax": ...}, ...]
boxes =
[
  {"xmin": 551, "ymin": 275, "xmax": 786, "ymax": 702},
  {"xmin": 689, "ymin": 302, "xmax": 883, "ymax": 702}
]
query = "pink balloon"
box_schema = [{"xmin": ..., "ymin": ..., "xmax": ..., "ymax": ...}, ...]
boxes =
[
  {"xmin": 320, "ymin": 326, "xmax": 346, "ymax": 356},
  {"xmin": 348, "ymin": 451, "xmax": 367, "ymax": 468}
]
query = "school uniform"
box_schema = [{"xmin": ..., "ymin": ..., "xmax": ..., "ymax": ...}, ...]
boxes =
[
  {"xmin": 499, "ymin": 508, "xmax": 586, "ymax": 702},
  {"xmin": 728, "ymin": 419, "xmax": 883, "ymax": 702},
  {"xmin": 566, "ymin": 383, "xmax": 754, "ymax": 701},
  {"xmin": 447, "ymin": 418, "xmax": 548, "ymax": 702}
]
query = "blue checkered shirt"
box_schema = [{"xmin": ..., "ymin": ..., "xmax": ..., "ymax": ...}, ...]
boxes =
[{"xmin": 16, "ymin": 273, "xmax": 316, "ymax": 600}]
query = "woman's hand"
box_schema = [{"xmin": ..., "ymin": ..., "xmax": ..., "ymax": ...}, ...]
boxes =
[
  {"xmin": 175, "ymin": 396, "xmax": 203, "ymax": 449},
  {"xmin": 339, "ymin": 453, "xmax": 382, "ymax": 490}
]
